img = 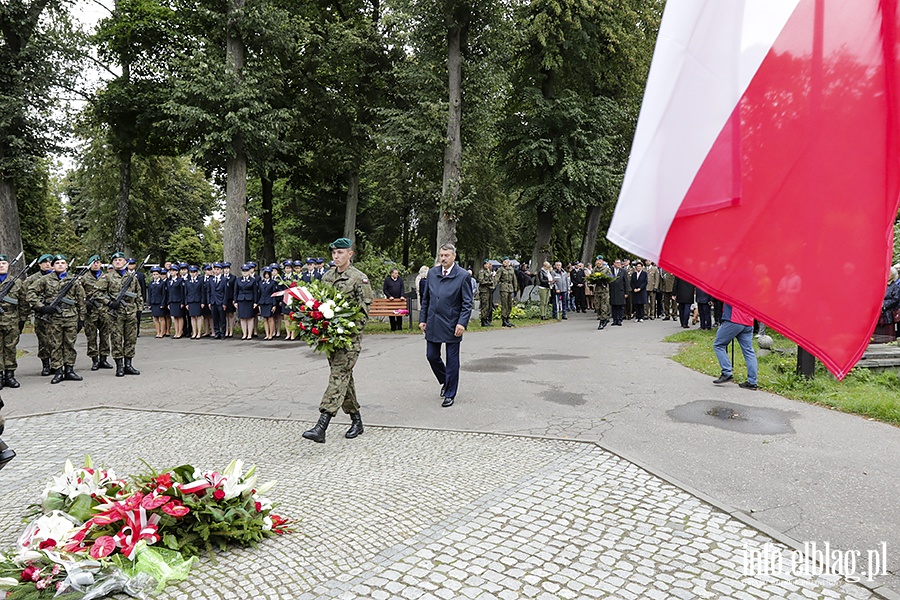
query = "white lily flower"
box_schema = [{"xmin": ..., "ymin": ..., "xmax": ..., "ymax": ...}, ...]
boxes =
[
  {"xmin": 305, "ymin": 299, "xmax": 315, "ymax": 308},
  {"xmin": 262, "ymin": 516, "xmax": 273, "ymax": 531},
  {"xmin": 254, "ymin": 480, "xmax": 277, "ymax": 496},
  {"xmin": 321, "ymin": 306, "xmax": 334, "ymax": 319},
  {"xmin": 0, "ymin": 576, "xmax": 19, "ymax": 587}
]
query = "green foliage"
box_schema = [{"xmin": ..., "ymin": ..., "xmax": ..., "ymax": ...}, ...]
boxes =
[
  {"xmin": 166, "ymin": 227, "xmax": 207, "ymax": 265},
  {"xmin": 354, "ymin": 252, "xmax": 404, "ymax": 291},
  {"xmin": 492, "ymin": 304, "xmax": 528, "ymax": 320}
]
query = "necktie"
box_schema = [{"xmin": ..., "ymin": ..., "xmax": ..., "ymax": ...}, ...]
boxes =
[{"xmin": 443, "ymin": 269, "xmax": 449, "ymax": 277}]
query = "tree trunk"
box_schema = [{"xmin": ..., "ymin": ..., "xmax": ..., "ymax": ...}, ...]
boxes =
[
  {"xmin": 0, "ymin": 177, "xmax": 23, "ymax": 261},
  {"xmin": 114, "ymin": 151, "xmax": 131, "ymax": 253},
  {"xmin": 580, "ymin": 204, "xmax": 603, "ymax": 265},
  {"xmin": 343, "ymin": 169, "xmax": 359, "ymax": 242},
  {"xmin": 224, "ymin": 0, "xmax": 248, "ymax": 267},
  {"xmin": 261, "ymin": 174, "xmax": 275, "ymax": 264},
  {"xmin": 436, "ymin": 18, "xmax": 465, "ymax": 256},
  {"xmin": 530, "ymin": 208, "xmax": 554, "ymax": 272}
]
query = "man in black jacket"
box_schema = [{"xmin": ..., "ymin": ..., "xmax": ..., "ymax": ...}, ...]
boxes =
[{"xmin": 571, "ymin": 262, "xmax": 587, "ymax": 313}]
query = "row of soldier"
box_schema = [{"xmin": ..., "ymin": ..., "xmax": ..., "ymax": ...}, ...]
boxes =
[{"xmin": 0, "ymin": 252, "xmax": 143, "ymax": 387}]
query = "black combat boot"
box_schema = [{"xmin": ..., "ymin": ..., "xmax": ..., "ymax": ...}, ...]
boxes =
[
  {"xmin": 0, "ymin": 372, "xmax": 4, "ymax": 390},
  {"xmin": 123, "ymin": 358, "xmax": 140, "ymax": 375},
  {"xmin": 63, "ymin": 365, "xmax": 82, "ymax": 381},
  {"xmin": 40, "ymin": 358, "xmax": 52, "ymax": 376},
  {"xmin": 114, "ymin": 358, "xmax": 125, "ymax": 377},
  {"xmin": 98, "ymin": 356, "xmax": 113, "ymax": 369},
  {"xmin": 4, "ymin": 371, "xmax": 19, "ymax": 388},
  {"xmin": 0, "ymin": 436, "xmax": 14, "ymax": 470},
  {"xmin": 91, "ymin": 356, "xmax": 100, "ymax": 371},
  {"xmin": 302, "ymin": 412, "xmax": 332, "ymax": 443},
  {"xmin": 345, "ymin": 412, "xmax": 364, "ymax": 439},
  {"xmin": 50, "ymin": 368, "xmax": 64, "ymax": 384}
]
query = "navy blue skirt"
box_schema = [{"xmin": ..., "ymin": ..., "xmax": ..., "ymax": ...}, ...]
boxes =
[
  {"xmin": 259, "ymin": 304, "xmax": 276, "ymax": 318},
  {"xmin": 187, "ymin": 303, "xmax": 203, "ymax": 317},
  {"xmin": 237, "ymin": 301, "xmax": 256, "ymax": 320},
  {"xmin": 151, "ymin": 305, "xmax": 168, "ymax": 318},
  {"xmin": 168, "ymin": 303, "xmax": 184, "ymax": 318}
]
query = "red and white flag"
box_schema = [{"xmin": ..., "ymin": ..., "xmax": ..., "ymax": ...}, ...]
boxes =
[{"xmin": 609, "ymin": 0, "xmax": 900, "ymax": 378}]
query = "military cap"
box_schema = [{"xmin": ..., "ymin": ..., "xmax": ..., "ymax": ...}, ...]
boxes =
[
  {"xmin": 168, "ymin": 265, "xmax": 179, "ymax": 271},
  {"xmin": 305, "ymin": 258, "xmax": 314, "ymax": 264},
  {"xmin": 149, "ymin": 266, "xmax": 158, "ymax": 273},
  {"xmin": 0, "ymin": 254, "xmax": 8, "ymax": 262},
  {"xmin": 483, "ymin": 258, "xmax": 492, "ymax": 264},
  {"xmin": 596, "ymin": 255, "xmax": 604, "ymax": 260},
  {"xmin": 188, "ymin": 265, "xmax": 199, "ymax": 272},
  {"xmin": 88, "ymin": 254, "xmax": 101, "ymax": 264},
  {"xmin": 240, "ymin": 263, "xmax": 250, "ymax": 271},
  {"xmin": 269, "ymin": 263, "xmax": 279, "ymax": 269},
  {"xmin": 53, "ymin": 254, "xmax": 67, "ymax": 263},
  {"xmin": 262, "ymin": 266, "xmax": 273, "ymax": 273},
  {"xmin": 315, "ymin": 257, "xmax": 325, "ymax": 264},
  {"xmin": 111, "ymin": 251, "xmax": 126, "ymax": 260},
  {"xmin": 248, "ymin": 261, "xmax": 257, "ymax": 268},
  {"xmin": 39, "ymin": 254, "xmax": 53, "ymax": 263},
  {"xmin": 282, "ymin": 260, "xmax": 293, "ymax": 266},
  {"xmin": 179, "ymin": 262, "xmax": 189, "ymax": 269},
  {"xmin": 329, "ymin": 238, "xmax": 353, "ymax": 250},
  {"xmin": 203, "ymin": 264, "xmax": 212, "ymax": 271},
  {"xmin": 223, "ymin": 262, "xmax": 232, "ymax": 268},
  {"xmin": 127, "ymin": 257, "xmax": 136, "ymax": 264},
  {"xmin": 501, "ymin": 256, "xmax": 510, "ymax": 261},
  {"xmin": 213, "ymin": 262, "xmax": 223, "ymax": 268}
]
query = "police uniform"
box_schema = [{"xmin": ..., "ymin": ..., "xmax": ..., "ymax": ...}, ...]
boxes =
[
  {"xmin": 496, "ymin": 259, "xmax": 518, "ymax": 327},
  {"xmin": 90, "ymin": 252, "xmax": 143, "ymax": 377},
  {"xmin": 0, "ymin": 254, "xmax": 27, "ymax": 388},
  {"xmin": 81, "ymin": 255, "xmax": 114, "ymax": 370},
  {"xmin": 25, "ymin": 254, "xmax": 54, "ymax": 375},
  {"xmin": 476, "ymin": 263, "xmax": 496, "ymax": 326},
  {"xmin": 314, "ymin": 258, "xmax": 326, "ymax": 280},
  {"xmin": 27, "ymin": 255, "xmax": 86, "ymax": 383},
  {"xmin": 302, "ymin": 238, "xmax": 373, "ymax": 444}
]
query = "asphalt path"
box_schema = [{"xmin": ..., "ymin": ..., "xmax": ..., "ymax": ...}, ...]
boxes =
[{"xmin": 4, "ymin": 313, "xmax": 900, "ymax": 592}]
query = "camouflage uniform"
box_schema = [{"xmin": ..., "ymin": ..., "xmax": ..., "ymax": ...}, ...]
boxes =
[
  {"xmin": 496, "ymin": 265, "xmax": 518, "ymax": 324},
  {"xmin": 25, "ymin": 268, "xmax": 54, "ymax": 373},
  {"xmin": 82, "ymin": 269, "xmax": 112, "ymax": 363},
  {"xmin": 319, "ymin": 264, "xmax": 373, "ymax": 416},
  {"xmin": 476, "ymin": 267, "xmax": 495, "ymax": 326},
  {"xmin": 594, "ymin": 263, "xmax": 612, "ymax": 323},
  {"xmin": 660, "ymin": 268, "xmax": 677, "ymax": 320},
  {"xmin": 91, "ymin": 269, "xmax": 143, "ymax": 361},
  {"xmin": 27, "ymin": 272, "xmax": 86, "ymax": 372},
  {"xmin": 0, "ymin": 276, "xmax": 26, "ymax": 384}
]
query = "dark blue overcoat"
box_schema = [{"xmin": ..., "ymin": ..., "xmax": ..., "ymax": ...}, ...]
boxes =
[{"xmin": 420, "ymin": 264, "xmax": 473, "ymax": 344}]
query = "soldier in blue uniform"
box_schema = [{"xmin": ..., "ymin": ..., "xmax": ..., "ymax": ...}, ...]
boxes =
[
  {"xmin": 147, "ymin": 266, "xmax": 169, "ymax": 338},
  {"xmin": 234, "ymin": 264, "xmax": 259, "ymax": 340},
  {"xmin": 184, "ymin": 265, "xmax": 206, "ymax": 339},
  {"xmin": 223, "ymin": 262, "xmax": 236, "ymax": 337},
  {"xmin": 258, "ymin": 266, "xmax": 279, "ymax": 340},
  {"xmin": 207, "ymin": 262, "xmax": 228, "ymax": 339},
  {"xmin": 167, "ymin": 265, "xmax": 185, "ymax": 338},
  {"xmin": 178, "ymin": 262, "xmax": 191, "ymax": 338},
  {"xmin": 201, "ymin": 264, "xmax": 214, "ymax": 337}
]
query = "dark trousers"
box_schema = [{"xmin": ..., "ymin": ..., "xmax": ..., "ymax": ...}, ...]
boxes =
[
  {"xmin": 634, "ymin": 303, "xmax": 645, "ymax": 320},
  {"xmin": 698, "ymin": 303, "xmax": 712, "ymax": 330},
  {"xmin": 573, "ymin": 286, "xmax": 586, "ymax": 312},
  {"xmin": 426, "ymin": 340, "xmax": 461, "ymax": 399},
  {"xmin": 389, "ymin": 316, "xmax": 403, "ymax": 331},
  {"xmin": 654, "ymin": 292, "xmax": 664, "ymax": 317},
  {"xmin": 211, "ymin": 304, "xmax": 226, "ymax": 337},
  {"xmin": 611, "ymin": 304, "xmax": 624, "ymax": 325},
  {"xmin": 678, "ymin": 303, "xmax": 692, "ymax": 328}
]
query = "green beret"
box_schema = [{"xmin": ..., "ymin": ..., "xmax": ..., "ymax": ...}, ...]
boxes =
[
  {"xmin": 39, "ymin": 254, "xmax": 53, "ymax": 263},
  {"xmin": 329, "ymin": 237, "xmax": 353, "ymax": 250},
  {"xmin": 52, "ymin": 254, "xmax": 67, "ymax": 263},
  {"xmin": 110, "ymin": 251, "xmax": 126, "ymax": 260},
  {"xmin": 88, "ymin": 254, "xmax": 101, "ymax": 264},
  {"xmin": 501, "ymin": 256, "xmax": 510, "ymax": 261},
  {"xmin": 0, "ymin": 254, "xmax": 8, "ymax": 262}
]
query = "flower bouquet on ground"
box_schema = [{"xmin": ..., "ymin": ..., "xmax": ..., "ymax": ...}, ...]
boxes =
[
  {"xmin": 586, "ymin": 271, "xmax": 617, "ymax": 285},
  {"xmin": 276, "ymin": 279, "xmax": 366, "ymax": 354},
  {"xmin": 1, "ymin": 457, "xmax": 291, "ymax": 600}
]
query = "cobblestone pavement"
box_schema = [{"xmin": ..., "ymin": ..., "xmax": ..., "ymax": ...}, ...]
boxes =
[{"xmin": 0, "ymin": 409, "xmax": 877, "ymax": 599}]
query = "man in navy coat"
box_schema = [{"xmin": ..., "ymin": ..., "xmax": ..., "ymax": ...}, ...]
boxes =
[
  {"xmin": 207, "ymin": 263, "xmax": 228, "ymax": 339},
  {"xmin": 419, "ymin": 243, "xmax": 473, "ymax": 408}
]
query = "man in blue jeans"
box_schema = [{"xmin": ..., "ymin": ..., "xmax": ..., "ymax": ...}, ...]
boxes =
[{"xmin": 713, "ymin": 303, "xmax": 758, "ymax": 389}]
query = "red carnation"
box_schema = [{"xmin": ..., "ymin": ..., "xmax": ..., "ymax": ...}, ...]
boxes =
[
  {"xmin": 21, "ymin": 565, "xmax": 40, "ymax": 582},
  {"xmin": 322, "ymin": 321, "xmax": 329, "ymax": 328},
  {"xmin": 313, "ymin": 300, "xmax": 321, "ymax": 309},
  {"xmin": 289, "ymin": 311, "xmax": 295, "ymax": 319},
  {"xmin": 38, "ymin": 539, "xmax": 56, "ymax": 550},
  {"xmin": 255, "ymin": 501, "xmax": 262, "ymax": 512},
  {"xmin": 311, "ymin": 327, "xmax": 320, "ymax": 335},
  {"xmin": 213, "ymin": 489, "xmax": 226, "ymax": 501}
]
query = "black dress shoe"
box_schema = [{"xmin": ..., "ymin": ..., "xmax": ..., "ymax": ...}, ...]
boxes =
[
  {"xmin": 713, "ymin": 373, "xmax": 734, "ymax": 384},
  {"xmin": 441, "ymin": 396, "xmax": 454, "ymax": 408}
]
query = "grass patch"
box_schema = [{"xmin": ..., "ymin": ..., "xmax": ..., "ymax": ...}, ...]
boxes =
[{"xmin": 666, "ymin": 329, "xmax": 900, "ymax": 426}]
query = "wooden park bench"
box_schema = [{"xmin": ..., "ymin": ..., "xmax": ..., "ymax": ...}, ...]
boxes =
[{"xmin": 369, "ymin": 297, "xmax": 413, "ymax": 330}]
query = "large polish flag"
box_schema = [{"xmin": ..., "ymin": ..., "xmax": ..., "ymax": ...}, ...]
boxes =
[{"xmin": 608, "ymin": 0, "xmax": 900, "ymax": 379}]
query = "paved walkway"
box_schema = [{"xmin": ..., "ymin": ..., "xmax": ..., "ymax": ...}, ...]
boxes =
[{"xmin": 2, "ymin": 314, "xmax": 899, "ymax": 598}]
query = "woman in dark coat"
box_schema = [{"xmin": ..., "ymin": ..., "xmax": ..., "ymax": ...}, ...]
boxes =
[
  {"xmin": 695, "ymin": 287, "xmax": 712, "ymax": 330},
  {"xmin": 630, "ymin": 262, "xmax": 649, "ymax": 321},
  {"xmin": 673, "ymin": 277, "xmax": 697, "ymax": 329},
  {"xmin": 183, "ymin": 266, "xmax": 206, "ymax": 339},
  {"xmin": 233, "ymin": 264, "xmax": 259, "ymax": 340},
  {"xmin": 147, "ymin": 267, "xmax": 169, "ymax": 338},
  {"xmin": 257, "ymin": 267, "xmax": 278, "ymax": 340},
  {"xmin": 383, "ymin": 268, "xmax": 405, "ymax": 331},
  {"xmin": 166, "ymin": 266, "xmax": 185, "ymax": 338}
]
